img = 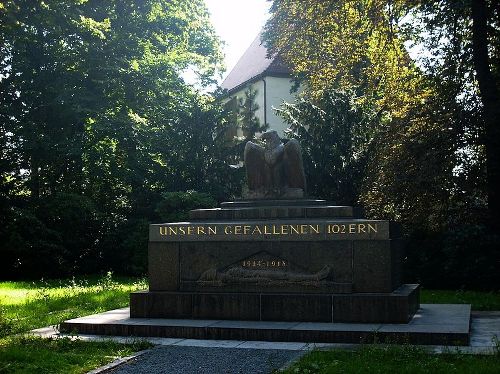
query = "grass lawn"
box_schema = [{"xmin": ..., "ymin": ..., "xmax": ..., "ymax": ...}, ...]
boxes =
[
  {"xmin": 0, "ymin": 276, "xmax": 498, "ymax": 373},
  {"xmin": 284, "ymin": 289, "xmax": 500, "ymax": 374},
  {"xmin": 284, "ymin": 345, "xmax": 500, "ymax": 374},
  {"xmin": 0, "ymin": 274, "xmax": 152, "ymax": 373},
  {"xmin": 420, "ymin": 289, "xmax": 500, "ymax": 311}
]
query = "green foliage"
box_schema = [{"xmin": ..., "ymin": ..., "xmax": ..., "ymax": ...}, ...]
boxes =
[
  {"xmin": 420, "ymin": 289, "xmax": 500, "ymax": 311},
  {"xmin": 0, "ymin": 193, "xmax": 101, "ymax": 278},
  {"xmin": 0, "ymin": 336, "xmax": 152, "ymax": 374},
  {"xmin": 277, "ymin": 90, "xmax": 376, "ymax": 204},
  {"xmin": 156, "ymin": 191, "xmax": 216, "ymax": 222},
  {"xmin": 0, "ymin": 274, "xmax": 146, "ymax": 338},
  {"xmin": 264, "ymin": 0, "xmax": 499, "ymax": 289},
  {"xmin": 263, "ymin": 0, "xmax": 426, "ymax": 117},
  {"xmin": 238, "ymin": 87, "xmax": 268, "ymax": 141},
  {"xmin": 0, "ymin": 1, "xmax": 242, "ymax": 278}
]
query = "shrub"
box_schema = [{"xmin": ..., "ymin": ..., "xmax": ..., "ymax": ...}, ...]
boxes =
[{"xmin": 155, "ymin": 191, "xmax": 216, "ymax": 222}]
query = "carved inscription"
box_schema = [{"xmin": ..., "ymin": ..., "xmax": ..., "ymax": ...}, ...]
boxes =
[
  {"xmin": 242, "ymin": 260, "xmax": 288, "ymax": 268},
  {"xmin": 158, "ymin": 223, "xmax": 378, "ymax": 237},
  {"xmin": 326, "ymin": 223, "xmax": 378, "ymax": 234}
]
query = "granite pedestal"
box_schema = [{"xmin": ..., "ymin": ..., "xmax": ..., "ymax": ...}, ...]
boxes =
[{"xmin": 130, "ymin": 199, "xmax": 420, "ymax": 324}]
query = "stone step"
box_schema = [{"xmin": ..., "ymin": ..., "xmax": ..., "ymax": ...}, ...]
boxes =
[
  {"xmin": 130, "ymin": 284, "xmax": 420, "ymax": 324},
  {"xmin": 189, "ymin": 206, "xmax": 361, "ymax": 220},
  {"xmin": 59, "ymin": 303, "xmax": 471, "ymax": 346},
  {"xmin": 220, "ymin": 199, "xmax": 328, "ymax": 208}
]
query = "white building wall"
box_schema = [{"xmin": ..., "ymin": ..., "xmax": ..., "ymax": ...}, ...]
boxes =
[
  {"xmin": 224, "ymin": 76, "xmax": 298, "ymax": 138},
  {"xmin": 264, "ymin": 76, "xmax": 298, "ymax": 136}
]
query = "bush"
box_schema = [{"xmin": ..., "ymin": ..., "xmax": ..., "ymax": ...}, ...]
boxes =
[
  {"xmin": 155, "ymin": 190, "xmax": 216, "ymax": 222},
  {"xmin": 404, "ymin": 223, "xmax": 499, "ymax": 290},
  {"xmin": 0, "ymin": 193, "xmax": 101, "ymax": 279}
]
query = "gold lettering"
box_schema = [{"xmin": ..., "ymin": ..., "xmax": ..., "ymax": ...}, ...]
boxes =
[
  {"xmin": 300, "ymin": 224, "xmax": 308, "ymax": 234},
  {"xmin": 281, "ymin": 225, "xmax": 289, "ymax": 235},
  {"xmin": 309, "ymin": 225, "xmax": 320, "ymax": 234},
  {"xmin": 187, "ymin": 226, "xmax": 193, "ymax": 235},
  {"xmin": 264, "ymin": 225, "xmax": 271, "ymax": 235},
  {"xmin": 224, "ymin": 226, "xmax": 232, "ymax": 234},
  {"xmin": 252, "ymin": 226, "xmax": 262, "ymax": 235},
  {"xmin": 208, "ymin": 226, "xmax": 217, "ymax": 235},
  {"xmin": 272, "ymin": 225, "xmax": 280, "ymax": 235},
  {"xmin": 240, "ymin": 259, "xmax": 289, "ymax": 268},
  {"xmin": 243, "ymin": 225, "xmax": 251, "ymax": 235},
  {"xmin": 340, "ymin": 224, "xmax": 346, "ymax": 234},
  {"xmin": 234, "ymin": 225, "xmax": 242, "ymax": 235},
  {"xmin": 168, "ymin": 227, "xmax": 178, "ymax": 235},
  {"xmin": 179, "ymin": 226, "xmax": 186, "ymax": 235},
  {"xmin": 349, "ymin": 224, "xmax": 356, "ymax": 234},
  {"xmin": 368, "ymin": 223, "xmax": 378, "ymax": 233},
  {"xmin": 197, "ymin": 226, "xmax": 206, "ymax": 235},
  {"xmin": 290, "ymin": 225, "xmax": 299, "ymax": 234},
  {"xmin": 358, "ymin": 224, "xmax": 366, "ymax": 233},
  {"xmin": 159, "ymin": 226, "xmax": 168, "ymax": 236},
  {"xmin": 330, "ymin": 225, "xmax": 340, "ymax": 234}
]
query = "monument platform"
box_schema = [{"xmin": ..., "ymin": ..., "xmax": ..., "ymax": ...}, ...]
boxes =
[
  {"xmin": 59, "ymin": 304, "xmax": 471, "ymax": 346},
  {"xmin": 133, "ymin": 199, "xmax": 417, "ymax": 324},
  {"xmin": 130, "ymin": 284, "xmax": 419, "ymax": 324}
]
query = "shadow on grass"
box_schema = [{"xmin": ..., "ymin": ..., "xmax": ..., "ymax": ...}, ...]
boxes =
[{"xmin": 283, "ymin": 344, "xmax": 500, "ymax": 374}]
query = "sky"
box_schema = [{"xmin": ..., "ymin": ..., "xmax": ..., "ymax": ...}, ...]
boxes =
[{"xmin": 204, "ymin": 0, "xmax": 271, "ymax": 83}]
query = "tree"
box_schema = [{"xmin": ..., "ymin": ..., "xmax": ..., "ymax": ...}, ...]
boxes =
[
  {"xmin": 263, "ymin": 0, "xmax": 500, "ymax": 226},
  {"xmin": 277, "ymin": 90, "xmax": 375, "ymax": 204},
  {"xmin": 410, "ymin": 0, "xmax": 500, "ymax": 226},
  {"xmin": 0, "ymin": 0, "xmax": 223, "ymax": 202},
  {"xmin": 238, "ymin": 87, "xmax": 268, "ymax": 141},
  {"xmin": 0, "ymin": 0, "xmax": 228, "ymax": 277},
  {"xmin": 263, "ymin": 0, "xmax": 427, "ymax": 118},
  {"xmin": 264, "ymin": 0, "xmax": 500, "ymax": 288}
]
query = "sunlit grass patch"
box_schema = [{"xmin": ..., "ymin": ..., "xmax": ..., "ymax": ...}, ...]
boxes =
[
  {"xmin": 0, "ymin": 274, "xmax": 149, "ymax": 373},
  {"xmin": 0, "ymin": 335, "xmax": 152, "ymax": 374},
  {"xmin": 0, "ymin": 273, "xmax": 147, "ymax": 338}
]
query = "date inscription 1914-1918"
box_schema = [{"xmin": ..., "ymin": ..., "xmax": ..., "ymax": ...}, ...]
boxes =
[{"xmin": 242, "ymin": 260, "xmax": 288, "ymax": 268}]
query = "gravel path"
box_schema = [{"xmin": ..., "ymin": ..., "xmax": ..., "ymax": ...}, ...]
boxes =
[{"xmin": 109, "ymin": 345, "xmax": 303, "ymax": 374}]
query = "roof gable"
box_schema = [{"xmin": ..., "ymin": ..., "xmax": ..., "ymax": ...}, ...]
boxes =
[{"xmin": 221, "ymin": 33, "xmax": 290, "ymax": 93}]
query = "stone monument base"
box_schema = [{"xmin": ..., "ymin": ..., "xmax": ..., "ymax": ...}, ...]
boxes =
[
  {"xmin": 59, "ymin": 303, "xmax": 471, "ymax": 346},
  {"xmin": 131, "ymin": 198, "xmax": 420, "ymax": 325},
  {"xmin": 130, "ymin": 284, "xmax": 419, "ymax": 324}
]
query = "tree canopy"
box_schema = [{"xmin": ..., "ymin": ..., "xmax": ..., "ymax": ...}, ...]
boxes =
[
  {"xmin": 0, "ymin": 0, "xmax": 243, "ymax": 277},
  {"xmin": 263, "ymin": 0, "xmax": 428, "ymax": 118},
  {"xmin": 263, "ymin": 0, "xmax": 499, "ymax": 288}
]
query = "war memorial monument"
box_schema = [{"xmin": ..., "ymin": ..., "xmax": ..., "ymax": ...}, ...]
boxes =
[{"xmin": 61, "ymin": 131, "xmax": 471, "ymax": 345}]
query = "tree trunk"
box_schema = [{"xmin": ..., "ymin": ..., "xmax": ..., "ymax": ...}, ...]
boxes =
[{"xmin": 471, "ymin": 0, "xmax": 500, "ymax": 228}]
